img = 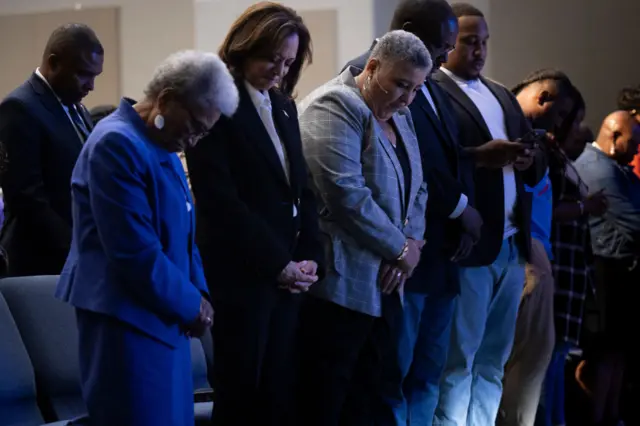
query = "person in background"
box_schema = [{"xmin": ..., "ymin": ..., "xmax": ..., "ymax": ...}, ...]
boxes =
[
  {"xmin": 617, "ymin": 86, "xmax": 640, "ymax": 178},
  {"xmin": 564, "ymin": 123, "xmax": 593, "ymax": 161},
  {"xmin": 343, "ymin": 2, "xmax": 482, "ymax": 424},
  {"xmin": 185, "ymin": 3, "xmax": 323, "ymax": 425},
  {"xmin": 297, "ymin": 30, "xmax": 430, "ymax": 426},
  {"xmin": 554, "ymin": 84, "xmax": 592, "ymax": 164},
  {"xmin": 574, "ymin": 111, "xmax": 640, "ymax": 426},
  {"xmin": 537, "ymin": 84, "xmax": 608, "ymax": 426},
  {"xmin": 55, "ymin": 50, "xmax": 238, "ymax": 426},
  {"xmin": 430, "ymin": 3, "xmax": 544, "ymax": 425},
  {"xmin": 498, "ymin": 69, "xmax": 575, "ymax": 426},
  {"xmin": 555, "ymin": 86, "xmax": 591, "ymax": 161},
  {"xmin": 0, "ymin": 23, "xmax": 103, "ymax": 276},
  {"xmin": 89, "ymin": 104, "xmax": 117, "ymax": 126}
]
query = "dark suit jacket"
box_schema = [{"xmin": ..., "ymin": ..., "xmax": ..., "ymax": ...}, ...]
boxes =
[
  {"xmin": 185, "ymin": 79, "xmax": 324, "ymax": 302},
  {"xmin": 432, "ymin": 69, "xmax": 544, "ymax": 266},
  {"xmin": 0, "ymin": 73, "xmax": 91, "ymax": 276},
  {"xmin": 343, "ymin": 51, "xmax": 470, "ymax": 295}
]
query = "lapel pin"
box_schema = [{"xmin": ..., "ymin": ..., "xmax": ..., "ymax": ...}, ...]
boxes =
[{"xmin": 283, "ymin": 110, "xmax": 289, "ymax": 118}]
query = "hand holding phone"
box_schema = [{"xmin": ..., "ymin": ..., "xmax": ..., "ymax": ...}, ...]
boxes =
[{"xmin": 519, "ymin": 129, "xmax": 547, "ymax": 148}]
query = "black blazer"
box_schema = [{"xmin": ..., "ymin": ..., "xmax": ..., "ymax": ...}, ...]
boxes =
[
  {"xmin": 0, "ymin": 73, "xmax": 91, "ymax": 276},
  {"xmin": 343, "ymin": 50, "xmax": 471, "ymax": 295},
  {"xmin": 432, "ymin": 69, "xmax": 545, "ymax": 266},
  {"xmin": 186, "ymin": 79, "xmax": 324, "ymax": 301}
]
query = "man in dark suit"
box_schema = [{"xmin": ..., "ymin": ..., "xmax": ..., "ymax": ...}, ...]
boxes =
[
  {"xmin": 430, "ymin": 4, "xmax": 547, "ymax": 425},
  {"xmin": 0, "ymin": 23, "xmax": 103, "ymax": 276}
]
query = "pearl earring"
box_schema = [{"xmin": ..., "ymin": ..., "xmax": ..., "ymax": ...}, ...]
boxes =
[
  {"xmin": 154, "ymin": 114, "xmax": 165, "ymax": 130},
  {"xmin": 364, "ymin": 75, "xmax": 371, "ymax": 91},
  {"xmin": 610, "ymin": 146, "xmax": 615, "ymax": 155}
]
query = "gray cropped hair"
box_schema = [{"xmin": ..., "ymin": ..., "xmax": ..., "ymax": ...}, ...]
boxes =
[
  {"xmin": 144, "ymin": 50, "xmax": 239, "ymax": 117},
  {"xmin": 370, "ymin": 30, "xmax": 432, "ymax": 73}
]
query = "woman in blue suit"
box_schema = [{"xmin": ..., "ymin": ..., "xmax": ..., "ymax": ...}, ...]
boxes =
[{"xmin": 55, "ymin": 50, "xmax": 239, "ymax": 426}]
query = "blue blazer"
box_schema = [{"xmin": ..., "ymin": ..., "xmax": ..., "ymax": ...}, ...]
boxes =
[{"xmin": 56, "ymin": 98, "xmax": 208, "ymax": 348}]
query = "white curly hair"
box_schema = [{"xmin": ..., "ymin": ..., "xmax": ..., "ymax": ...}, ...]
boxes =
[
  {"xmin": 145, "ymin": 50, "xmax": 239, "ymax": 117},
  {"xmin": 370, "ymin": 30, "xmax": 432, "ymax": 73}
]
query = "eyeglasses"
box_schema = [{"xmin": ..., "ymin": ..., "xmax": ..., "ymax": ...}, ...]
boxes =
[{"xmin": 185, "ymin": 108, "xmax": 210, "ymax": 143}]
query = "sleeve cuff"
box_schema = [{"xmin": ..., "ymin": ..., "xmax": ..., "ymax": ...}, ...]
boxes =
[{"xmin": 449, "ymin": 194, "xmax": 468, "ymax": 219}]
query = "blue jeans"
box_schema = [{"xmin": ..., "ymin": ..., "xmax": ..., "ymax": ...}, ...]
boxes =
[
  {"xmin": 536, "ymin": 342, "xmax": 572, "ymax": 426},
  {"xmin": 380, "ymin": 292, "xmax": 456, "ymax": 426},
  {"xmin": 435, "ymin": 237, "xmax": 525, "ymax": 426}
]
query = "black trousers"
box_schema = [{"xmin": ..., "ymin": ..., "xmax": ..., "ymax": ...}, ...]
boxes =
[
  {"xmin": 210, "ymin": 284, "xmax": 301, "ymax": 426},
  {"xmin": 296, "ymin": 295, "xmax": 396, "ymax": 426},
  {"xmin": 592, "ymin": 256, "xmax": 640, "ymax": 352}
]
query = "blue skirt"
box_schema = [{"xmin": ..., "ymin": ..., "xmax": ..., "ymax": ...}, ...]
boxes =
[{"xmin": 76, "ymin": 309, "xmax": 193, "ymax": 426}]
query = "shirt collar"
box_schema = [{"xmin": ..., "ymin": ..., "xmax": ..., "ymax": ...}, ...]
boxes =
[
  {"xmin": 244, "ymin": 81, "xmax": 270, "ymax": 109},
  {"xmin": 35, "ymin": 67, "xmax": 65, "ymax": 106},
  {"xmin": 440, "ymin": 66, "xmax": 481, "ymax": 88}
]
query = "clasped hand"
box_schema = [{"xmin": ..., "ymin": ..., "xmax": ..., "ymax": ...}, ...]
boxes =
[
  {"xmin": 185, "ymin": 296, "xmax": 214, "ymax": 338},
  {"xmin": 277, "ymin": 260, "xmax": 319, "ymax": 294},
  {"xmin": 380, "ymin": 239, "xmax": 424, "ymax": 295}
]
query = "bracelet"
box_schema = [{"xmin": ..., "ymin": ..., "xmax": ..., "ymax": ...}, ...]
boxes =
[
  {"xmin": 396, "ymin": 240, "xmax": 410, "ymax": 261},
  {"xmin": 577, "ymin": 200, "xmax": 585, "ymax": 216}
]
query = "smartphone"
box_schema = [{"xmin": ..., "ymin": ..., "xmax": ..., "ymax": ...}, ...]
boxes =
[{"xmin": 520, "ymin": 129, "xmax": 547, "ymax": 147}]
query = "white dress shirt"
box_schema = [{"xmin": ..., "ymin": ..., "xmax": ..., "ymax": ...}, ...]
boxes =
[
  {"xmin": 420, "ymin": 84, "xmax": 468, "ymax": 219},
  {"xmin": 35, "ymin": 68, "xmax": 86, "ymax": 142},
  {"xmin": 441, "ymin": 67, "xmax": 518, "ymax": 239},
  {"xmin": 244, "ymin": 81, "xmax": 297, "ymax": 217}
]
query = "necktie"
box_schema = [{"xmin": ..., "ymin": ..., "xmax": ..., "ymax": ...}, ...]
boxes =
[{"xmin": 68, "ymin": 105, "xmax": 89, "ymax": 142}]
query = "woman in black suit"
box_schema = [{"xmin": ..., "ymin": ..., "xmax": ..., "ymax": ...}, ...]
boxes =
[{"xmin": 185, "ymin": 3, "xmax": 323, "ymax": 426}]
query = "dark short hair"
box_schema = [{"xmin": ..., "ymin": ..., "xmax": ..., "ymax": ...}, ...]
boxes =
[
  {"xmin": 90, "ymin": 104, "xmax": 117, "ymax": 126},
  {"xmin": 556, "ymin": 84, "xmax": 586, "ymax": 142},
  {"xmin": 218, "ymin": 1, "xmax": 312, "ymax": 98},
  {"xmin": 390, "ymin": 0, "xmax": 455, "ymax": 45},
  {"xmin": 43, "ymin": 23, "xmax": 103, "ymax": 60},
  {"xmin": 617, "ymin": 86, "xmax": 640, "ymax": 111},
  {"xmin": 451, "ymin": 2, "xmax": 485, "ymax": 18},
  {"xmin": 511, "ymin": 68, "xmax": 573, "ymax": 96}
]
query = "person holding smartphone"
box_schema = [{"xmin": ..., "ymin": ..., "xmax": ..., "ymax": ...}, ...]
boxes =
[
  {"xmin": 498, "ymin": 69, "xmax": 577, "ymax": 426},
  {"xmin": 542, "ymin": 85, "xmax": 608, "ymax": 426}
]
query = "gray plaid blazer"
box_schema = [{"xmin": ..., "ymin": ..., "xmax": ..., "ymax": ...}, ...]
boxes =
[{"xmin": 298, "ymin": 67, "xmax": 428, "ymax": 316}]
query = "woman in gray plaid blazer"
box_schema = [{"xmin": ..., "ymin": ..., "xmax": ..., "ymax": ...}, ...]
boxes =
[{"xmin": 296, "ymin": 30, "xmax": 431, "ymax": 425}]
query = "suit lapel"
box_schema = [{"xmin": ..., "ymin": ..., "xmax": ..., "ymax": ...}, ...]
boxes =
[
  {"xmin": 428, "ymin": 81, "xmax": 458, "ymax": 146},
  {"xmin": 235, "ymin": 82, "xmax": 289, "ymax": 187},
  {"xmin": 270, "ymin": 92, "xmax": 299, "ymax": 193},
  {"xmin": 373, "ymin": 118, "xmax": 406, "ymax": 212},
  {"xmin": 393, "ymin": 113, "xmax": 422, "ymax": 218},
  {"xmin": 415, "ymin": 87, "xmax": 449, "ymax": 146},
  {"xmin": 481, "ymin": 77, "xmax": 519, "ymax": 140},
  {"xmin": 432, "ymin": 70, "xmax": 492, "ymax": 141},
  {"xmin": 166, "ymin": 154, "xmax": 196, "ymax": 244},
  {"xmin": 28, "ymin": 73, "xmax": 83, "ymax": 146}
]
